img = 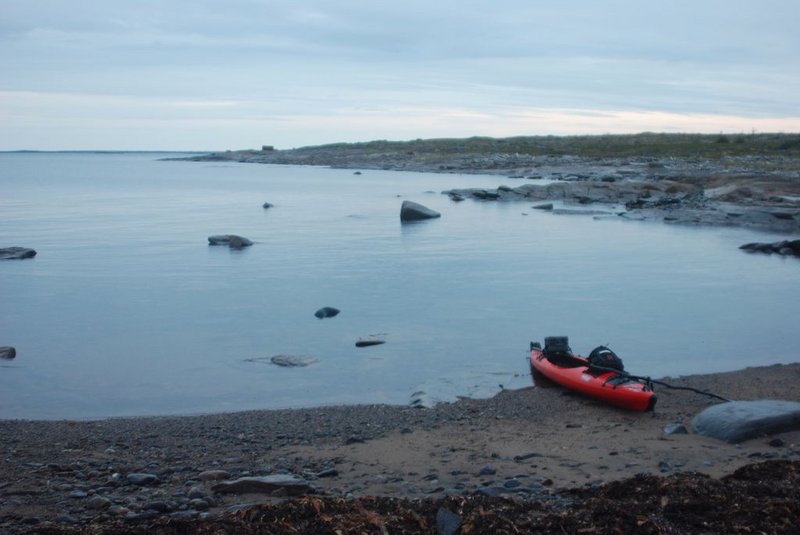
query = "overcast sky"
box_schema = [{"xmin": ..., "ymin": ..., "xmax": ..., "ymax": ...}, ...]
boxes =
[{"xmin": 1, "ymin": 1, "xmax": 798, "ymax": 150}]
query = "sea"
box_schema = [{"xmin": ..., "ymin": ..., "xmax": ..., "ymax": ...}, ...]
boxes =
[{"xmin": 1, "ymin": 152, "xmax": 798, "ymax": 420}]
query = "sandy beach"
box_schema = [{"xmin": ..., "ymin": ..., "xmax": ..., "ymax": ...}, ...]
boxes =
[{"xmin": 2, "ymin": 363, "xmax": 799, "ymax": 533}]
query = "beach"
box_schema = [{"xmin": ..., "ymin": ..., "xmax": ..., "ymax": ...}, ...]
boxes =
[{"xmin": 2, "ymin": 363, "xmax": 799, "ymax": 533}]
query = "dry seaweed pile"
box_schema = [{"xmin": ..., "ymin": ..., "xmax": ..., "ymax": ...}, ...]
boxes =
[{"xmin": 26, "ymin": 460, "xmax": 800, "ymax": 534}]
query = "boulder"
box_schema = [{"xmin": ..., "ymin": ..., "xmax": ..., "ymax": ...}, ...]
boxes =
[
  {"xmin": 0, "ymin": 347, "xmax": 16, "ymax": 360},
  {"xmin": 0, "ymin": 247, "xmax": 37, "ymax": 260},
  {"xmin": 211, "ymin": 475, "xmax": 311, "ymax": 496},
  {"xmin": 208, "ymin": 235, "xmax": 253, "ymax": 248},
  {"xmin": 314, "ymin": 306, "xmax": 340, "ymax": 319},
  {"xmin": 400, "ymin": 200, "xmax": 441, "ymax": 222},
  {"xmin": 691, "ymin": 400, "xmax": 800, "ymax": 443},
  {"xmin": 262, "ymin": 202, "xmax": 274, "ymax": 209}
]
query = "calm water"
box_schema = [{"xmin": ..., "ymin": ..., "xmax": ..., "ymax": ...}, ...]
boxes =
[{"xmin": 1, "ymin": 152, "xmax": 798, "ymax": 420}]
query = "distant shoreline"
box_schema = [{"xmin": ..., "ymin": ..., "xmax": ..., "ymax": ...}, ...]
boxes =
[{"xmin": 185, "ymin": 133, "xmax": 800, "ymax": 236}]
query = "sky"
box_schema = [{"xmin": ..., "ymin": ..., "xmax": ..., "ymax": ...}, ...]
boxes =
[{"xmin": 1, "ymin": 1, "xmax": 798, "ymax": 150}]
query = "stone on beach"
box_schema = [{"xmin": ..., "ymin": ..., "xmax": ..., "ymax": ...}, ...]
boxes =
[
  {"xmin": 0, "ymin": 346, "xmax": 16, "ymax": 360},
  {"xmin": 400, "ymin": 200, "xmax": 441, "ymax": 222},
  {"xmin": 691, "ymin": 399, "xmax": 800, "ymax": 443},
  {"xmin": 211, "ymin": 475, "xmax": 312, "ymax": 496},
  {"xmin": 314, "ymin": 306, "xmax": 340, "ymax": 319},
  {"xmin": 208, "ymin": 234, "xmax": 253, "ymax": 248},
  {"xmin": 0, "ymin": 247, "xmax": 37, "ymax": 260}
]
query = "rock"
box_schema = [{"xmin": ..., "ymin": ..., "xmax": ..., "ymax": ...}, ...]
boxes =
[
  {"xmin": 0, "ymin": 247, "xmax": 37, "ymax": 260},
  {"xmin": 478, "ymin": 465, "xmax": 496, "ymax": 476},
  {"xmin": 269, "ymin": 355, "xmax": 318, "ymax": 367},
  {"xmin": 314, "ymin": 306, "xmax": 340, "ymax": 319},
  {"xmin": 126, "ymin": 473, "xmax": 160, "ymax": 486},
  {"xmin": 211, "ymin": 475, "xmax": 312, "ymax": 496},
  {"xmin": 189, "ymin": 498, "xmax": 210, "ymax": 511},
  {"xmin": 0, "ymin": 346, "xmax": 16, "ymax": 360},
  {"xmin": 532, "ymin": 203, "xmax": 553, "ymax": 210},
  {"xmin": 471, "ymin": 190, "xmax": 500, "ymax": 200},
  {"xmin": 144, "ymin": 500, "xmax": 171, "ymax": 513},
  {"xmin": 355, "ymin": 338, "xmax": 385, "ymax": 348},
  {"xmin": 208, "ymin": 235, "xmax": 253, "ymax": 248},
  {"xmin": 228, "ymin": 235, "xmax": 253, "ymax": 249},
  {"xmin": 197, "ymin": 470, "xmax": 232, "ymax": 481},
  {"xmin": 740, "ymin": 239, "xmax": 800, "ymax": 257},
  {"xmin": 436, "ymin": 507, "xmax": 462, "ymax": 535},
  {"xmin": 86, "ymin": 496, "xmax": 111, "ymax": 510},
  {"xmin": 691, "ymin": 400, "xmax": 800, "ymax": 443},
  {"xmin": 400, "ymin": 200, "xmax": 441, "ymax": 222},
  {"xmin": 316, "ymin": 468, "xmax": 338, "ymax": 478},
  {"xmin": 663, "ymin": 423, "xmax": 689, "ymax": 435},
  {"xmin": 448, "ymin": 192, "xmax": 465, "ymax": 202},
  {"xmin": 188, "ymin": 486, "xmax": 206, "ymax": 499},
  {"xmin": 262, "ymin": 202, "xmax": 274, "ymax": 209}
]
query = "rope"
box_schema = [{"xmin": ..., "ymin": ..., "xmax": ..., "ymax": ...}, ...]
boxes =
[{"xmin": 568, "ymin": 363, "xmax": 732, "ymax": 403}]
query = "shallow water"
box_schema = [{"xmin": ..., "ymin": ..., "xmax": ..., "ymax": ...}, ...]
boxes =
[{"xmin": 1, "ymin": 153, "xmax": 798, "ymax": 419}]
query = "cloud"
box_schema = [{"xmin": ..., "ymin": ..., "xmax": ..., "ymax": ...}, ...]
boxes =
[{"xmin": 0, "ymin": 1, "xmax": 798, "ymax": 149}]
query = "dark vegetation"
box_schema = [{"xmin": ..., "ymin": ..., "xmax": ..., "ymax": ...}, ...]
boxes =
[
  {"xmin": 294, "ymin": 132, "xmax": 800, "ymax": 159},
  {"xmin": 26, "ymin": 461, "xmax": 800, "ymax": 534}
]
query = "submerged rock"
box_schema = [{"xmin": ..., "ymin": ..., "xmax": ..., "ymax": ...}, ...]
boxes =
[
  {"xmin": 208, "ymin": 235, "xmax": 253, "ymax": 248},
  {"xmin": 269, "ymin": 355, "xmax": 318, "ymax": 367},
  {"xmin": 740, "ymin": 239, "xmax": 800, "ymax": 257},
  {"xmin": 0, "ymin": 346, "xmax": 16, "ymax": 360},
  {"xmin": 400, "ymin": 200, "xmax": 441, "ymax": 222},
  {"xmin": 691, "ymin": 400, "xmax": 800, "ymax": 443},
  {"xmin": 314, "ymin": 306, "xmax": 340, "ymax": 319},
  {"xmin": 262, "ymin": 202, "xmax": 274, "ymax": 209},
  {"xmin": 0, "ymin": 247, "xmax": 37, "ymax": 260}
]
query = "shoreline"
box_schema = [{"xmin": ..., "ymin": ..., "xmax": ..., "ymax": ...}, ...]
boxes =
[
  {"xmin": 2, "ymin": 362, "xmax": 799, "ymax": 532},
  {"xmin": 187, "ymin": 143, "xmax": 800, "ymax": 237}
]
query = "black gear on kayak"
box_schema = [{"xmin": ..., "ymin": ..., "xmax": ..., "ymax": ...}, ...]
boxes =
[{"xmin": 588, "ymin": 345, "xmax": 625, "ymax": 372}]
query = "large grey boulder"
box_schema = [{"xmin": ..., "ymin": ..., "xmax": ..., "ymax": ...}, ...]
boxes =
[
  {"xmin": 400, "ymin": 200, "xmax": 441, "ymax": 222},
  {"xmin": 0, "ymin": 247, "xmax": 37, "ymax": 260},
  {"xmin": 691, "ymin": 400, "xmax": 800, "ymax": 443},
  {"xmin": 211, "ymin": 475, "xmax": 311, "ymax": 495}
]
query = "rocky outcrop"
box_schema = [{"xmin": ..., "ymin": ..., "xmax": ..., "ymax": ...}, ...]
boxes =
[
  {"xmin": 739, "ymin": 239, "xmax": 800, "ymax": 257},
  {"xmin": 208, "ymin": 235, "xmax": 253, "ymax": 248},
  {"xmin": 314, "ymin": 306, "xmax": 340, "ymax": 319},
  {"xmin": 400, "ymin": 200, "xmax": 441, "ymax": 222},
  {"xmin": 0, "ymin": 347, "xmax": 16, "ymax": 360},
  {"xmin": 691, "ymin": 400, "xmax": 800, "ymax": 443},
  {"xmin": 0, "ymin": 247, "xmax": 36, "ymax": 260}
]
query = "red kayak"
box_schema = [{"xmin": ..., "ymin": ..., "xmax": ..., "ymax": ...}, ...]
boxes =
[{"xmin": 530, "ymin": 337, "xmax": 657, "ymax": 412}]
